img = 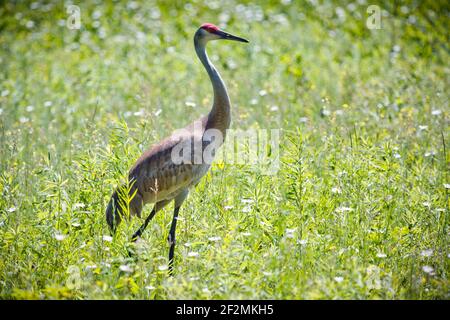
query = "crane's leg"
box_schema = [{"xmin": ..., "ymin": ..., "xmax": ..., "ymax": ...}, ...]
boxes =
[
  {"xmin": 168, "ymin": 189, "xmax": 189, "ymax": 275},
  {"xmin": 131, "ymin": 199, "xmax": 171, "ymax": 242}
]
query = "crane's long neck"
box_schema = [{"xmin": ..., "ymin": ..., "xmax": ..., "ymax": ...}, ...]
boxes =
[{"xmin": 195, "ymin": 37, "xmax": 231, "ymax": 137}]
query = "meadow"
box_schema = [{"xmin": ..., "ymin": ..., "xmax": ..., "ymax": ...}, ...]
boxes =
[{"xmin": 0, "ymin": 0, "xmax": 448, "ymax": 299}]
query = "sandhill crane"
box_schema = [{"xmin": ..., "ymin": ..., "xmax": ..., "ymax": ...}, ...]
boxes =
[{"xmin": 106, "ymin": 23, "xmax": 248, "ymax": 273}]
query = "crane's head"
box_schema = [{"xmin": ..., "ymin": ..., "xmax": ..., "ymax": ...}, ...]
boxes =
[{"xmin": 195, "ymin": 23, "xmax": 249, "ymax": 44}]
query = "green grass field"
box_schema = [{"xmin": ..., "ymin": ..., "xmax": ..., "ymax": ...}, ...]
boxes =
[{"xmin": 0, "ymin": 1, "xmax": 448, "ymax": 299}]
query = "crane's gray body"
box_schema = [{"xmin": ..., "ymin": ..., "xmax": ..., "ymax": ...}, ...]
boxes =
[
  {"xmin": 129, "ymin": 116, "xmax": 211, "ymax": 211},
  {"xmin": 106, "ymin": 27, "xmax": 237, "ymax": 230}
]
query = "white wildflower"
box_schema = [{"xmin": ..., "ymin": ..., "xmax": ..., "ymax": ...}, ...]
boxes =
[
  {"xmin": 331, "ymin": 187, "xmax": 341, "ymax": 194},
  {"xmin": 420, "ymin": 249, "xmax": 433, "ymax": 257},
  {"xmin": 422, "ymin": 265, "xmax": 434, "ymax": 275},
  {"xmin": 133, "ymin": 109, "xmax": 144, "ymax": 116},
  {"xmin": 187, "ymin": 251, "xmax": 199, "ymax": 257},
  {"xmin": 55, "ymin": 234, "xmax": 66, "ymax": 241},
  {"xmin": 299, "ymin": 117, "xmax": 308, "ymax": 123},
  {"xmin": 285, "ymin": 228, "xmax": 296, "ymax": 239},
  {"xmin": 431, "ymin": 109, "xmax": 441, "ymax": 116},
  {"xmin": 336, "ymin": 206, "xmax": 353, "ymax": 213},
  {"xmin": 334, "ymin": 276, "xmax": 344, "ymax": 283},
  {"xmin": 321, "ymin": 108, "xmax": 331, "ymax": 117},
  {"xmin": 285, "ymin": 233, "xmax": 294, "ymax": 239},
  {"xmin": 418, "ymin": 125, "xmax": 428, "ymax": 131},
  {"xmin": 270, "ymin": 105, "xmax": 279, "ymax": 112},
  {"xmin": 72, "ymin": 203, "xmax": 85, "ymax": 209},
  {"xmin": 119, "ymin": 265, "xmax": 133, "ymax": 273},
  {"xmin": 26, "ymin": 20, "xmax": 35, "ymax": 29}
]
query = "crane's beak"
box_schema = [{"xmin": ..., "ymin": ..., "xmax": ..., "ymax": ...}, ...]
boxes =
[{"xmin": 216, "ymin": 30, "xmax": 249, "ymax": 43}]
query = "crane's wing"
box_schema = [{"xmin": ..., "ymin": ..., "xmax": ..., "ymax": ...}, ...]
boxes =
[{"xmin": 129, "ymin": 116, "xmax": 209, "ymax": 204}]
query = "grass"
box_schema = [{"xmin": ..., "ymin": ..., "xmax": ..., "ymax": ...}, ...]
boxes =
[{"xmin": 0, "ymin": 0, "xmax": 448, "ymax": 299}]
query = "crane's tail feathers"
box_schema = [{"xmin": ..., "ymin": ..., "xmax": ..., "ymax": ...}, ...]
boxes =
[
  {"xmin": 106, "ymin": 183, "xmax": 143, "ymax": 233},
  {"xmin": 106, "ymin": 190, "xmax": 122, "ymax": 234}
]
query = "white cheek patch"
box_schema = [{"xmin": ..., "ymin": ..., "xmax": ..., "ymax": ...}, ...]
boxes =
[{"xmin": 201, "ymin": 29, "xmax": 221, "ymax": 41}]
